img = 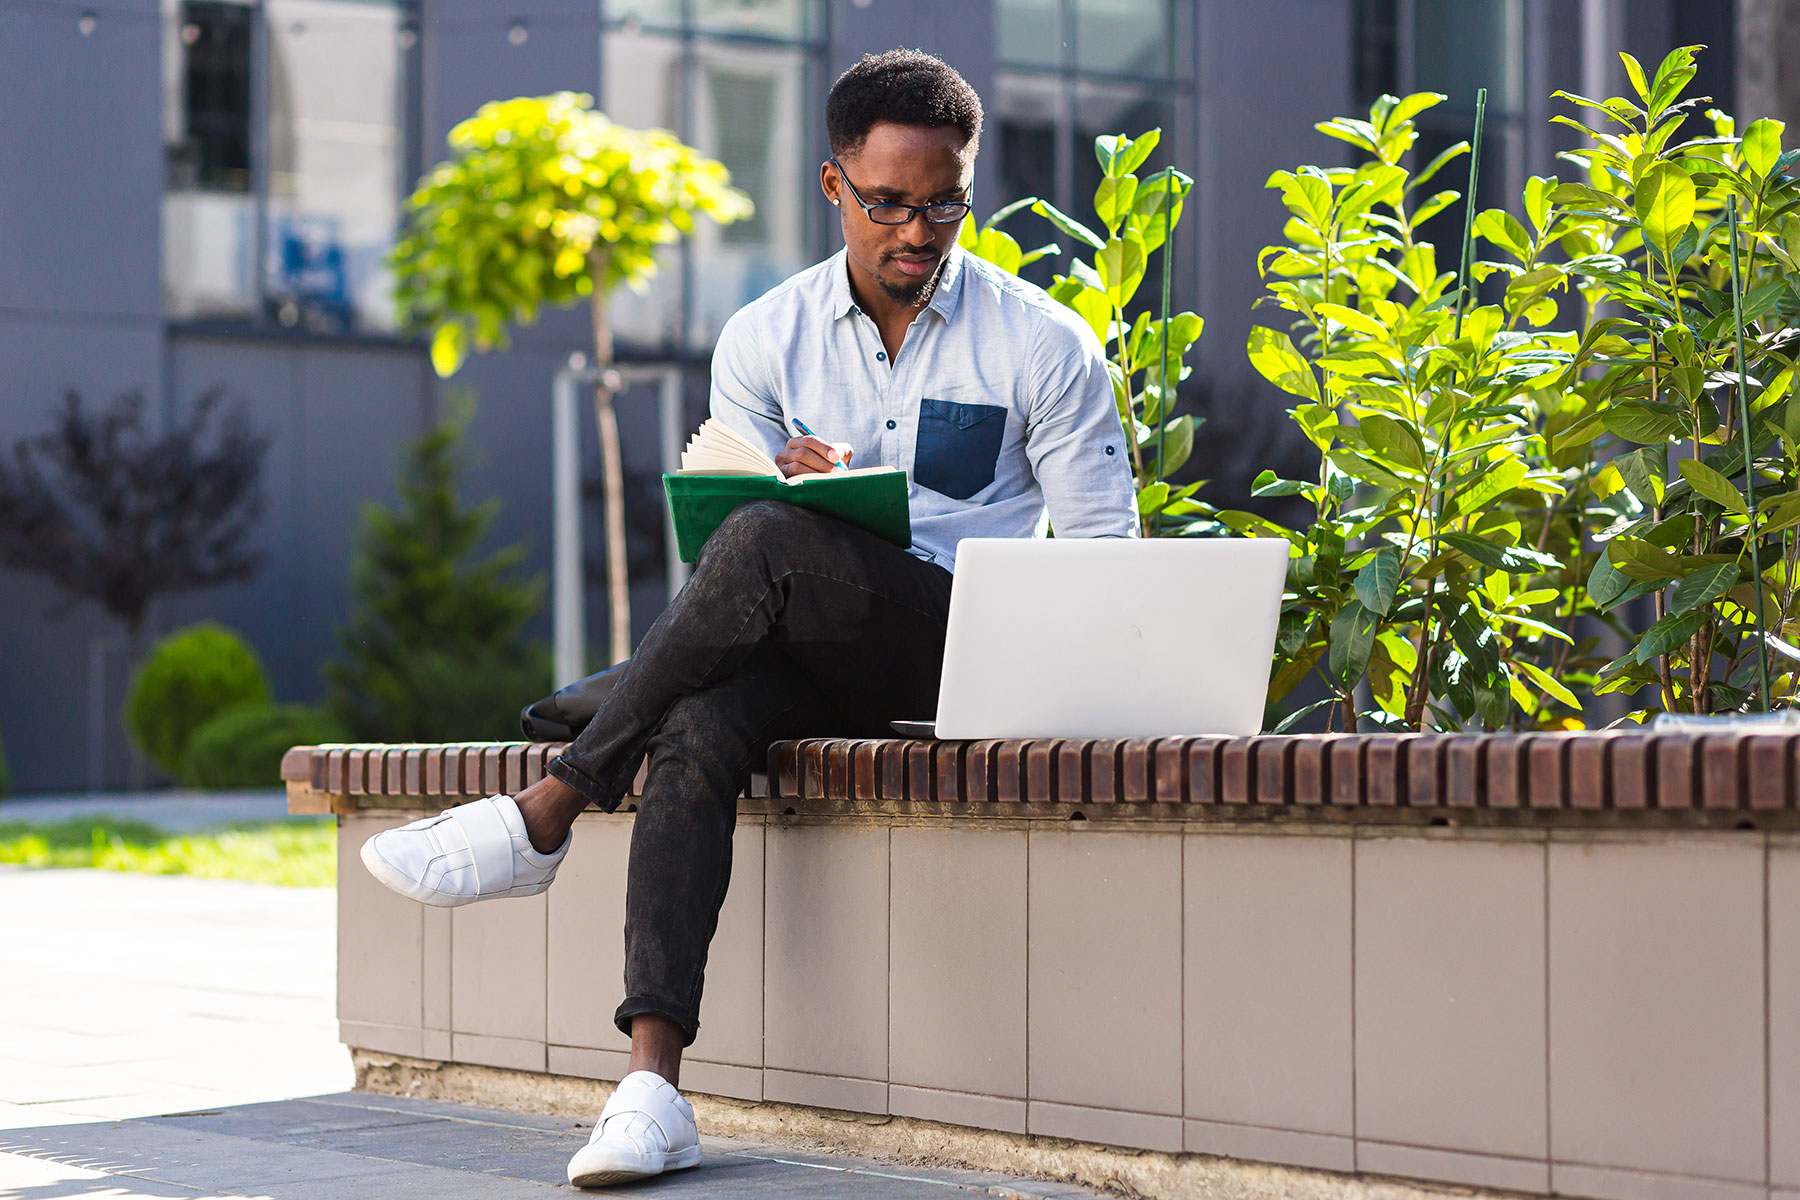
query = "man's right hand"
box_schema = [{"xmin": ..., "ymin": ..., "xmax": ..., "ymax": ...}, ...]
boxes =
[{"xmin": 775, "ymin": 435, "xmax": 854, "ymax": 478}]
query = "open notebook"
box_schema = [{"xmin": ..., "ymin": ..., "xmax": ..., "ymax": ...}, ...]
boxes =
[{"xmin": 663, "ymin": 419, "xmax": 912, "ymax": 562}]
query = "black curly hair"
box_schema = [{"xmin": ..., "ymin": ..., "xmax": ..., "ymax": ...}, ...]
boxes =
[{"xmin": 826, "ymin": 49, "xmax": 983, "ymax": 159}]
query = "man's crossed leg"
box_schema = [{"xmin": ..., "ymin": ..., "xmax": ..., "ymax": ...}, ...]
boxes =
[{"xmin": 359, "ymin": 502, "xmax": 953, "ymax": 1187}]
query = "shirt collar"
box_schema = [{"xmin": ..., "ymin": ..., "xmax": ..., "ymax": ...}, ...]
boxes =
[{"xmin": 829, "ymin": 245, "xmax": 968, "ymax": 325}]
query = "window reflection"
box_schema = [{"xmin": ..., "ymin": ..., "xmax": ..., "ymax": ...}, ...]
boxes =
[
  {"xmin": 600, "ymin": 10, "xmax": 818, "ymax": 352},
  {"xmin": 161, "ymin": 0, "xmax": 410, "ymax": 334},
  {"xmin": 997, "ymin": 0, "xmax": 1062, "ymax": 68},
  {"xmin": 1074, "ymin": 0, "xmax": 1174, "ymax": 76},
  {"xmin": 163, "ymin": 0, "xmax": 256, "ymax": 320},
  {"xmin": 265, "ymin": 0, "xmax": 404, "ymax": 332}
]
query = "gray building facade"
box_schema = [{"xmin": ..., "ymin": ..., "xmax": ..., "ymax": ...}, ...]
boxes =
[{"xmin": 0, "ymin": 0, "xmax": 1738, "ymax": 792}]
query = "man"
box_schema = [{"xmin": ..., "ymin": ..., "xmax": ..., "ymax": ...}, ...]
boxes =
[{"xmin": 360, "ymin": 49, "xmax": 1137, "ymax": 1189}]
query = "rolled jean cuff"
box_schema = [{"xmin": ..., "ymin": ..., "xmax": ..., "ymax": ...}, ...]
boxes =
[
  {"xmin": 614, "ymin": 994, "xmax": 700, "ymax": 1047},
  {"xmin": 546, "ymin": 755, "xmax": 617, "ymax": 811}
]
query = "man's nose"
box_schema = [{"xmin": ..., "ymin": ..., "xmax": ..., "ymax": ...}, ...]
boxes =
[{"xmin": 896, "ymin": 212, "xmax": 935, "ymax": 246}]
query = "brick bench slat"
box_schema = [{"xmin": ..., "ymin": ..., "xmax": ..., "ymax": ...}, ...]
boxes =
[{"xmin": 283, "ymin": 729, "xmax": 1800, "ymax": 826}]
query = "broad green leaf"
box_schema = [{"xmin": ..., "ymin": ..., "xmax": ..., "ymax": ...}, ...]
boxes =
[
  {"xmin": 1136, "ymin": 480, "xmax": 1170, "ymax": 515},
  {"xmin": 1354, "ymin": 546, "xmax": 1403, "ymax": 615},
  {"xmin": 1454, "ymin": 455, "xmax": 1529, "ymax": 515},
  {"xmin": 1061, "ymin": 284, "xmax": 1111, "ymax": 344},
  {"xmin": 1631, "ymin": 607, "xmax": 1705, "ymax": 665},
  {"xmin": 1329, "ymin": 599, "xmax": 1379, "ymax": 687},
  {"xmin": 1097, "ymin": 230, "xmax": 1148, "ymax": 306},
  {"xmin": 972, "ymin": 226, "xmax": 1022, "ymax": 274},
  {"xmin": 1608, "ymin": 537, "xmax": 1684, "ymax": 581},
  {"xmin": 1474, "ymin": 209, "xmax": 1533, "ymax": 260},
  {"xmin": 1621, "ymin": 52, "xmax": 1650, "ymax": 103},
  {"xmin": 957, "ymin": 212, "xmax": 978, "ymax": 251},
  {"xmin": 1615, "ymin": 446, "xmax": 1667, "ymax": 507},
  {"xmin": 1252, "ymin": 470, "xmax": 1312, "ymax": 497},
  {"xmin": 1670, "ymin": 562, "xmax": 1741, "ymax": 615},
  {"xmin": 1516, "ymin": 658, "xmax": 1581, "ymax": 710},
  {"xmin": 1247, "ymin": 326, "xmax": 1319, "ymax": 400},
  {"xmin": 1314, "ymin": 303, "xmax": 1389, "ymax": 341},
  {"xmin": 430, "ymin": 322, "xmax": 467, "ymax": 377},
  {"xmin": 1385, "ymin": 91, "xmax": 1446, "ymax": 129},
  {"xmin": 1359, "ymin": 412, "xmax": 1427, "ymax": 473},
  {"xmin": 1095, "ymin": 174, "xmax": 1139, "ymax": 233},
  {"xmin": 1279, "ymin": 168, "xmax": 1334, "ymax": 227},
  {"xmin": 1634, "ymin": 161, "xmax": 1696, "ymax": 264},
  {"xmin": 1603, "ymin": 401, "xmax": 1687, "ymax": 444},
  {"xmin": 1523, "ymin": 175, "xmax": 1557, "ymax": 233},
  {"xmin": 1131, "ymin": 168, "xmax": 1191, "ymax": 252},
  {"xmin": 1743, "ymin": 118, "xmax": 1785, "ymax": 178},
  {"xmin": 1030, "ymin": 199, "xmax": 1107, "ymax": 251},
  {"xmin": 1115, "ymin": 128, "xmax": 1160, "ymax": 175},
  {"xmin": 1678, "ymin": 458, "xmax": 1748, "ymax": 514},
  {"xmin": 1440, "ymin": 532, "xmax": 1561, "ymax": 573},
  {"xmin": 1151, "ymin": 414, "xmax": 1195, "ymax": 476},
  {"xmin": 1328, "ymin": 448, "xmax": 1410, "ymax": 491},
  {"xmin": 1588, "ymin": 551, "xmax": 1632, "ymax": 610}
]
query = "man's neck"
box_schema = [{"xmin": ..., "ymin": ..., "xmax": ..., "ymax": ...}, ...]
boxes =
[{"xmin": 844, "ymin": 252, "xmax": 942, "ymax": 356}]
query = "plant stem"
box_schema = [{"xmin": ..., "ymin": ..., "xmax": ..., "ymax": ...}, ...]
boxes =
[
  {"xmin": 587, "ymin": 247, "xmax": 632, "ymax": 667},
  {"xmin": 1404, "ymin": 87, "xmax": 1486, "ymax": 730},
  {"xmin": 1152, "ymin": 168, "xmax": 1174, "ymax": 536},
  {"xmin": 1728, "ymin": 195, "xmax": 1775, "ymax": 709}
]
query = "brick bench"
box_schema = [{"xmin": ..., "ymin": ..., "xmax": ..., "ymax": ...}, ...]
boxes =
[{"xmin": 286, "ymin": 732, "xmax": 1800, "ymax": 1200}]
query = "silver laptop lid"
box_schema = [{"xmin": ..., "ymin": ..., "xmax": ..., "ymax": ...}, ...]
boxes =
[{"xmin": 932, "ymin": 538, "xmax": 1289, "ymax": 739}]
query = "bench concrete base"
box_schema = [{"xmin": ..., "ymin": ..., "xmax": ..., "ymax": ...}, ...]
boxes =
[
  {"xmin": 334, "ymin": 805, "xmax": 1800, "ymax": 1200},
  {"xmin": 349, "ymin": 1050, "xmax": 1487, "ymax": 1200}
]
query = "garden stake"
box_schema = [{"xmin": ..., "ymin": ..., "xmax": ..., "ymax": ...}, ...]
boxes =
[
  {"xmin": 1154, "ymin": 165, "xmax": 1174, "ymax": 533},
  {"xmin": 1727, "ymin": 195, "xmax": 1774, "ymax": 709},
  {"xmin": 1407, "ymin": 87, "xmax": 1487, "ymax": 730}
]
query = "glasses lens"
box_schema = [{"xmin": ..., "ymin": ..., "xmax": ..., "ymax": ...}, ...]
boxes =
[
  {"xmin": 924, "ymin": 202, "xmax": 972, "ymax": 225},
  {"xmin": 868, "ymin": 204, "xmax": 914, "ymax": 225}
]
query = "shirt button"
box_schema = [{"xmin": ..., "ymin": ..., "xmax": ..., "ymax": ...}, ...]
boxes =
[
  {"xmin": 876, "ymin": 351, "xmax": 886, "ymax": 361},
  {"xmin": 886, "ymin": 419, "xmax": 897, "ymax": 430},
  {"xmin": 1105, "ymin": 446, "xmax": 1116, "ymax": 456}
]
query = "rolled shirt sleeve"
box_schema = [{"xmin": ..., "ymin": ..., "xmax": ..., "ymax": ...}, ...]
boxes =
[{"xmin": 1022, "ymin": 318, "xmax": 1142, "ymax": 539}]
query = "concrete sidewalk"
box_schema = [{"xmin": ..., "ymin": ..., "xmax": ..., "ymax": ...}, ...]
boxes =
[
  {"xmin": 0, "ymin": 1093, "xmax": 1107, "ymax": 1198},
  {"xmin": 0, "ymin": 866, "xmax": 1110, "ymax": 1197}
]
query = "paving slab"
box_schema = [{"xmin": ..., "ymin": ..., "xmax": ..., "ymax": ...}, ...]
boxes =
[{"xmin": 0, "ymin": 1094, "xmax": 1112, "ymax": 1198}]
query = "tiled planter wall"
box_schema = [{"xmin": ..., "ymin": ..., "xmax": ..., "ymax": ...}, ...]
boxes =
[{"xmin": 334, "ymin": 812, "xmax": 1799, "ymax": 1200}]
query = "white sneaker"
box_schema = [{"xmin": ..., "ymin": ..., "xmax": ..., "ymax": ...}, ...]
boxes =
[
  {"xmin": 359, "ymin": 794, "xmax": 569, "ymax": 907},
  {"xmin": 567, "ymin": 1070, "xmax": 701, "ymax": 1188}
]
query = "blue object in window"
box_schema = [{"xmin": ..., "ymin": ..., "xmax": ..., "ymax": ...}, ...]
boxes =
[{"xmin": 914, "ymin": 397, "xmax": 1006, "ymax": 499}]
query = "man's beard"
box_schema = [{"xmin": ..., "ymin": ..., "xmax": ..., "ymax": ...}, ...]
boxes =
[{"xmin": 877, "ymin": 250, "xmax": 945, "ymax": 308}]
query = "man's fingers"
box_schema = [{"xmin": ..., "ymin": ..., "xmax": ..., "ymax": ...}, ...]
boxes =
[{"xmin": 776, "ymin": 436, "xmax": 853, "ymax": 477}]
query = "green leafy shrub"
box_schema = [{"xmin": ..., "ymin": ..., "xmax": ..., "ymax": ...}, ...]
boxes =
[
  {"xmin": 179, "ymin": 703, "xmax": 349, "ymax": 790},
  {"xmin": 124, "ymin": 622, "xmax": 271, "ymax": 777},
  {"xmin": 325, "ymin": 401, "xmax": 549, "ymax": 742}
]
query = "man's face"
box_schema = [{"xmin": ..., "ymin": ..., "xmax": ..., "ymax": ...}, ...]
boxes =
[{"xmin": 823, "ymin": 122, "xmax": 973, "ymax": 308}]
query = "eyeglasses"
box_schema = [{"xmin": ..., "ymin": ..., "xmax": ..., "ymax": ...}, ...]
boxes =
[{"xmin": 829, "ymin": 157, "xmax": 972, "ymax": 226}]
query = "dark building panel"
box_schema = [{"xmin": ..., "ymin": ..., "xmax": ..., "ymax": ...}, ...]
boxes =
[{"xmin": 0, "ymin": 2, "xmax": 163, "ymax": 319}]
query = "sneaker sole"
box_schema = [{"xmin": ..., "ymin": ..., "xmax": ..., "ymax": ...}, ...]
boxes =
[{"xmin": 568, "ymin": 1144, "xmax": 700, "ymax": 1188}]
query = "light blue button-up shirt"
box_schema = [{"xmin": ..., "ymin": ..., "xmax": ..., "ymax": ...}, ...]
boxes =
[{"xmin": 707, "ymin": 246, "xmax": 1140, "ymax": 572}]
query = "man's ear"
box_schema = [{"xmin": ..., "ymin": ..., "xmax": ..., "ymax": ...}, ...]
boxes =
[{"xmin": 819, "ymin": 161, "xmax": 841, "ymax": 207}]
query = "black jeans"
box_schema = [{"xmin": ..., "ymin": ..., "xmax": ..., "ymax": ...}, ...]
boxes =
[{"xmin": 547, "ymin": 501, "xmax": 954, "ymax": 1045}]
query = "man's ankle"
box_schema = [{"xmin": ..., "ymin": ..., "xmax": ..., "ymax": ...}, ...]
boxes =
[{"xmin": 512, "ymin": 778, "xmax": 583, "ymax": 854}]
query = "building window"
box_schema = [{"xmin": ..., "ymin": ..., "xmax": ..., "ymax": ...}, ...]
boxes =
[
  {"xmin": 161, "ymin": 0, "xmax": 417, "ymax": 334},
  {"xmin": 601, "ymin": 0, "xmax": 823, "ymax": 352},
  {"xmin": 1352, "ymin": 0, "xmax": 1524, "ymax": 251},
  {"xmin": 992, "ymin": 0, "xmax": 1190, "ymax": 290}
]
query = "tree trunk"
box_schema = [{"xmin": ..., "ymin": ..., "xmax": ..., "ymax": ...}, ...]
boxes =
[{"xmin": 588, "ymin": 250, "xmax": 631, "ymax": 668}]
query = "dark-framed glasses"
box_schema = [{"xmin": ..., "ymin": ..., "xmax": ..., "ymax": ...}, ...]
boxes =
[{"xmin": 829, "ymin": 157, "xmax": 972, "ymax": 226}]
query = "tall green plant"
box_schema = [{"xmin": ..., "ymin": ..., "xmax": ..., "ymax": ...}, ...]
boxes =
[
  {"xmin": 1551, "ymin": 46, "xmax": 1800, "ymax": 714},
  {"xmin": 326, "ymin": 400, "xmax": 548, "ymax": 742},
  {"xmin": 958, "ymin": 130, "xmax": 1207, "ymax": 533},
  {"xmin": 1230, "ymin": 92, "xmax": 1581, "ymax": 731},
  {"xmin": 390, "ymin": 92, "xmax": 751, "ymax": 666}
]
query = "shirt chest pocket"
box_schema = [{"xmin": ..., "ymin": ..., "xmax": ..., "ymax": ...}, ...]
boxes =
[{"xmin": 913, "ymin": 398, "xmax": 1007, "ymax": 500}]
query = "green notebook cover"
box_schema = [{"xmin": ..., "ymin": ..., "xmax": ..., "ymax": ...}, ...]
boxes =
[{"xmin": 662, "ymin": 470, "xmax": 913, "ymax": 563}]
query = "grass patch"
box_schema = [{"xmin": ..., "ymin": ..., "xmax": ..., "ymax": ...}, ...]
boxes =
[{"xmin": 0, "ymin": 818, "xmax": 335, "ymax": 887}]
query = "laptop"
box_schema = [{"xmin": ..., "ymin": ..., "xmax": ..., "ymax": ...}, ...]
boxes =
[{"xmin": 893, "ymin": 537, "xmax": 1289, "ymax": 740}]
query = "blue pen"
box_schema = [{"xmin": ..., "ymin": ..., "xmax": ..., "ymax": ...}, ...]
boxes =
[{"xmin": 790, "ymin": 418, "xmax": 849, "ymax": 471}]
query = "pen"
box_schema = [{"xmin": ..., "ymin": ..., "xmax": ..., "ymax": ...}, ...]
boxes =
[{"xmin": 790, "ymin": 418, "xmax": 849, "ymax": 471}]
